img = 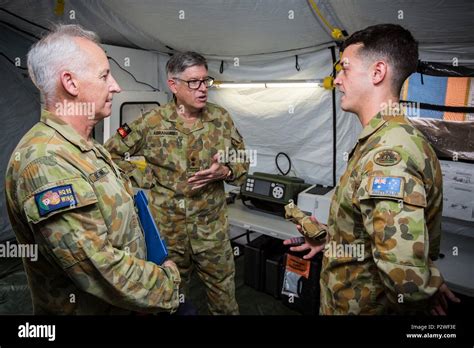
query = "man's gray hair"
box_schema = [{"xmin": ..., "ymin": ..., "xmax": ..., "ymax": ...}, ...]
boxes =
[
  {"xmin": 166, "ymin": 51, "xmax": 208, "ymax": 77},
  {"xmin": 27, "ymin": 24, "xmax": 100, "ymax": 104}
]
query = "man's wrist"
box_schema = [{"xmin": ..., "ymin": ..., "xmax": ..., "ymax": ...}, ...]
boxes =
[{"xmin": 224, "ymin": 165, "xmax": 234, "ymax": 181}]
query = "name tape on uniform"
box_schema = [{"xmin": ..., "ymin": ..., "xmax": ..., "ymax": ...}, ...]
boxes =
[{"xmin": 153, "ymin": 130, "xmax": 178, "ymax": 136}]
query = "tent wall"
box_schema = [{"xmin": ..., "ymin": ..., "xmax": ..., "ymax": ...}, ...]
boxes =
[{"xmin": 0, "ymin": 25, "xmax": 39, "ymax": 242}]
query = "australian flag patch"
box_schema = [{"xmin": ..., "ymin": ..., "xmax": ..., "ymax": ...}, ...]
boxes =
[
  {"xmin": 370, "ymin": 176, "xmax": 403, "ymax": 198},
  {"xmin": 35, "ymin": 184, "xmax": 77, "ymax": 217}
]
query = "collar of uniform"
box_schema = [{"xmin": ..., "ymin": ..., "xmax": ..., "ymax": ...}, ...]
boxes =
[
  {"xmin": 164, "ymin": 99, "xmax": 218, "ymax": 123},
  {"xmin": 40, "ymin": 109, "xmax": 94, "ymax": 152},
  {"xmin": 357, "ymin": 112, "xmax": 387, "ymax": 141}
]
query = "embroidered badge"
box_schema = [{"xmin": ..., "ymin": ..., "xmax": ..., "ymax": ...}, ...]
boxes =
[
  {"xmin": 117, "ymin": 123, "xmax": 131, "ymax": 138},
  {"xmin": 374, "ymin": 149, "xmax": 401, "ymax": 166},
  {"xmin": 370, "ymin": 176, "xmax": 403, "ymax": 198},
  {"xmin": 35, "ymin": 185, "xmax": 77, "ymax": 217},
  {"xmin": 89, "ymin": 167, "xmax": 109, "ymax": 182}
]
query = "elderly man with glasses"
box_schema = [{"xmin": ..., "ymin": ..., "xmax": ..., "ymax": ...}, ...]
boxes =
[{"xmin": 105, "ymin": 51, "xmax": 248, "ymax": 315}]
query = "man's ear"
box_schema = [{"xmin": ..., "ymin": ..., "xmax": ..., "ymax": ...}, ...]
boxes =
[
  {"xmin": 60, "ymin": 71, "xmax": 79, "ymax": 97},
  {"xmin": 167, "ymin": 78, "xmax": 178, "ymax": 94},
  {"xmin": 372, "ymin": 60, "xmax": 388, "ymax": 86}
]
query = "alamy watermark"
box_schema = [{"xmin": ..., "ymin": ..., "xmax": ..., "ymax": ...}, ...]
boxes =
[
  {"xmin": 217, "ymin": 147, "xmax": 257, "ymax": 167},
  {"xmin": 55, "ymin": 100, "xmax": 95, "ymax": 119},
  {"xmin": 324, "ymin": 241, "xmax": 364, "ymax": 261},
  {"xmin": 18, "ymin": 322, "xmax": 55, "ymax": 341},
  {"xmin": 0, "ymin": 241, "xmax": 38, "ymax": 262},
  {"xmin": 381, "ymin": 100, "xmax": 420, "ymax": 118}
]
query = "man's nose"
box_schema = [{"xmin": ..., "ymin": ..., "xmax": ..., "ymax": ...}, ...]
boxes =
[
  {"xmin": 109, "ymin": 74, "xmax": 122, "ymax": 93},
  {"xmin": 198, "ymin": 81, "xmax": 208, "ymax": 92}
]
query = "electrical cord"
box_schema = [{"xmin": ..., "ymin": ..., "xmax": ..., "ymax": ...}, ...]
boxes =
[
  {"xmin": 108, "ymin": 56, "xmax": 160, "ymax": 91},
  {"xmin": 307, "ymin": 0, "xmax": 346, "ymax": 41},
  {"xmin": 275, "ymin": 152, "xmax": 292, "ymax": 176}
]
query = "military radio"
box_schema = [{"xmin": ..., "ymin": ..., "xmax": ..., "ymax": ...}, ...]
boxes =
[{"xmin": 240, "ymin": 172, "xmax": 311, "ymax": 215}]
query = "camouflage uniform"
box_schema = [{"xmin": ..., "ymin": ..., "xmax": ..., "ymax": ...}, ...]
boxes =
[
  {"xmin": 105, "ymin": 100, "xmax": 248, "ymax": 314},
  {"xmin": 320, "ymin": 112, "xmax": 444, "ymax": 315},
  {"xmin": 5, "ymin": 110, "xmax": 181, "ymax": 315}
]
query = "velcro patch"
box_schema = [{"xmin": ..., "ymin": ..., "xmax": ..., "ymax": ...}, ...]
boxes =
[
  {"xmin": 369, "ymin": 176, "xmax": 404, "ymax": 199},
  {"xmin": 117, "ymin": 123, "xmax": 131, "ymax": 138},
  {"xmin": 153, "ymin": 130, "xmax": 178, "ymax": 136},
  {"xmin": 35, "ymin": 185, "xmax": 77, "ymax": 217},
  {"xmin": 89, "ymin": 167, "xmax": 109, "ymax": 182}
]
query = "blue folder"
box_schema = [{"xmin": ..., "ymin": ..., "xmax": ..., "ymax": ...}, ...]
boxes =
[{"xmin": 134, "ymin": 190, "xmax": 168, "ymax": 265}]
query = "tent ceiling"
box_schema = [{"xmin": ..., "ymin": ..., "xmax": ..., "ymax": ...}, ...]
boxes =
[{"xmin": 1, "ymin": 0, "xmax": 473, "ymax": 59}]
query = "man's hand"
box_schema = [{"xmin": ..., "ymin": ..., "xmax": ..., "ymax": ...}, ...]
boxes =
[
  {"xmin": 163, "ymin": 260, "xmax": 178, "ymax": 271},
  {"xmin": 187, "ymin": 153, "xmax": 229, "ymax": 190},
  {"xmin": 430, "ymin": 282, "xmax": 461, "ymax": 315},
  {"xmin": 283, "ymin": 217, "xmax": 328, "ymax": 260}
]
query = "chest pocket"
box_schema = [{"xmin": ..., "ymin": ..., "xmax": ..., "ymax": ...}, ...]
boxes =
[{"xmin": 145, "ymin": 133, "xmax": 183, "ymax": 169}]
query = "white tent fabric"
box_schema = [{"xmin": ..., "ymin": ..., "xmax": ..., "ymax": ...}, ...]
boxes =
[{"xmin": 2, "ymin": 0, "xmax": 473, "ymax": 61}]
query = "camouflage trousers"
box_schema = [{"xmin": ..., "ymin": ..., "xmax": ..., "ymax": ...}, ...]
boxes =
[{"xmin": 168, "ymin": 239, "xmax": 239, "ymax": 315}]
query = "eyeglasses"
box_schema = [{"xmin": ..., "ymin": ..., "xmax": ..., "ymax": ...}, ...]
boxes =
[{"xmin": 172, "ymin": 76, "xmax": 215, "ymax": 90}]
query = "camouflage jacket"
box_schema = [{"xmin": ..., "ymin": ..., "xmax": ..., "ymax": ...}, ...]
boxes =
[
  {"xmin": 320, "ymin": 112, "xmax": 444, "ymax": 315},
  {"xmin": 5, "ymin": 110, "xmax": 180, "ymax": 315},
  {"xmin": 105, "ymin": 100, "xmax": 248, "ymax": 254}
]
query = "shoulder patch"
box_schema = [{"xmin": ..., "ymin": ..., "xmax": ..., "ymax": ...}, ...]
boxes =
[
  {"xmin": 369, "ymin": 176, "xmax": 404, "ymax": 199},
  {"xmin": 373, "ymin": 149, "xmax": 401, "ymax": 166},
  {"xmin": 117, "ymin": 123, "xmax": 132, "ymax": 139},
  {"xmin": 34, "ymin": 185, "xmax": 77, "ymax": 217}
]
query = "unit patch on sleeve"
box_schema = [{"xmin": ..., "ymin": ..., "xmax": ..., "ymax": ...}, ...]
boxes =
[
  {"xmin": 34, "ymin": 184, "xmax": 77, "ymax": 217},
  {"xmin": 369, "ymin": 176, "xmax": 404, "ymax": 199},
  {"xmin": 117, "ymin": 123, "xmax": 132, "ymax": 139},
  {"xmin": 373, "ymin": 149, "xmax": 401, "ymax": 166}
]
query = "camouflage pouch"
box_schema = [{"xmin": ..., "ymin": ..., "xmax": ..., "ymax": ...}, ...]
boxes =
[{"xmin": 284, "ymin": 200, "xmax": 327, "ymax": 240}]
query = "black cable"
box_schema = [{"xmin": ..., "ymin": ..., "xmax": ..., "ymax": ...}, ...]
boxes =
[
  {"xmin": 108, "ymin": 56, "xmax": 160, "ymax": 91},
  {"xmin": 275, "ymin": 152, "xmax": 291, "ymax": 176},
  {"xmin": 330, "ymin": 46, "xmax": 337, "ymax": 188},
  {"xmin": 0, "ymin": 8, "xmax": 50, "ymax": 32},
  {"xmin": 400, "ymin": 100, "xmax": 474, "ymax": 114},
  {"xmin": 0, "ymin": 20, "xmax": 40, "ymax": 40},
  {"xmin": 0, "ymin": 52, "xmax": 27, "ymax": 70},
  {"xmin": 295, "ymin": 55, "xmax": 301, "ymax": 71}
]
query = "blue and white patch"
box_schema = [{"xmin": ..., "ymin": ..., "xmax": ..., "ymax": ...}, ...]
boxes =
[
  {"xmin": 34, "ymin": 185, "xmax": 77, "ymax": 217},
  {"xmin": 370, "ymin": 176, "xmax": 403, "ymax": 198}
]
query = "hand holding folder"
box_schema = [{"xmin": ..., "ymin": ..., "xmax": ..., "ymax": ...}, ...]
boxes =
[{"xmin": 134, "ymin": 190, "xmax": 168, "ymax": 265}]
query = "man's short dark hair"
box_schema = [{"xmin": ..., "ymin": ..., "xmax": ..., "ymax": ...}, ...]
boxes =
[
  {"xmin": 166, "ymin": 51, "xmax": 208, "ymax": 77},
  {"xmin": 341, "ymin": 24, "xmax": 418, "ymax": 94}
]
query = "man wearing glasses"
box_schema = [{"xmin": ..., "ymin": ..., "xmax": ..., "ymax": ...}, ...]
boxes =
[{"xmin": 105, "ymin": 51, "xmax": 248, "ymax": 315}]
